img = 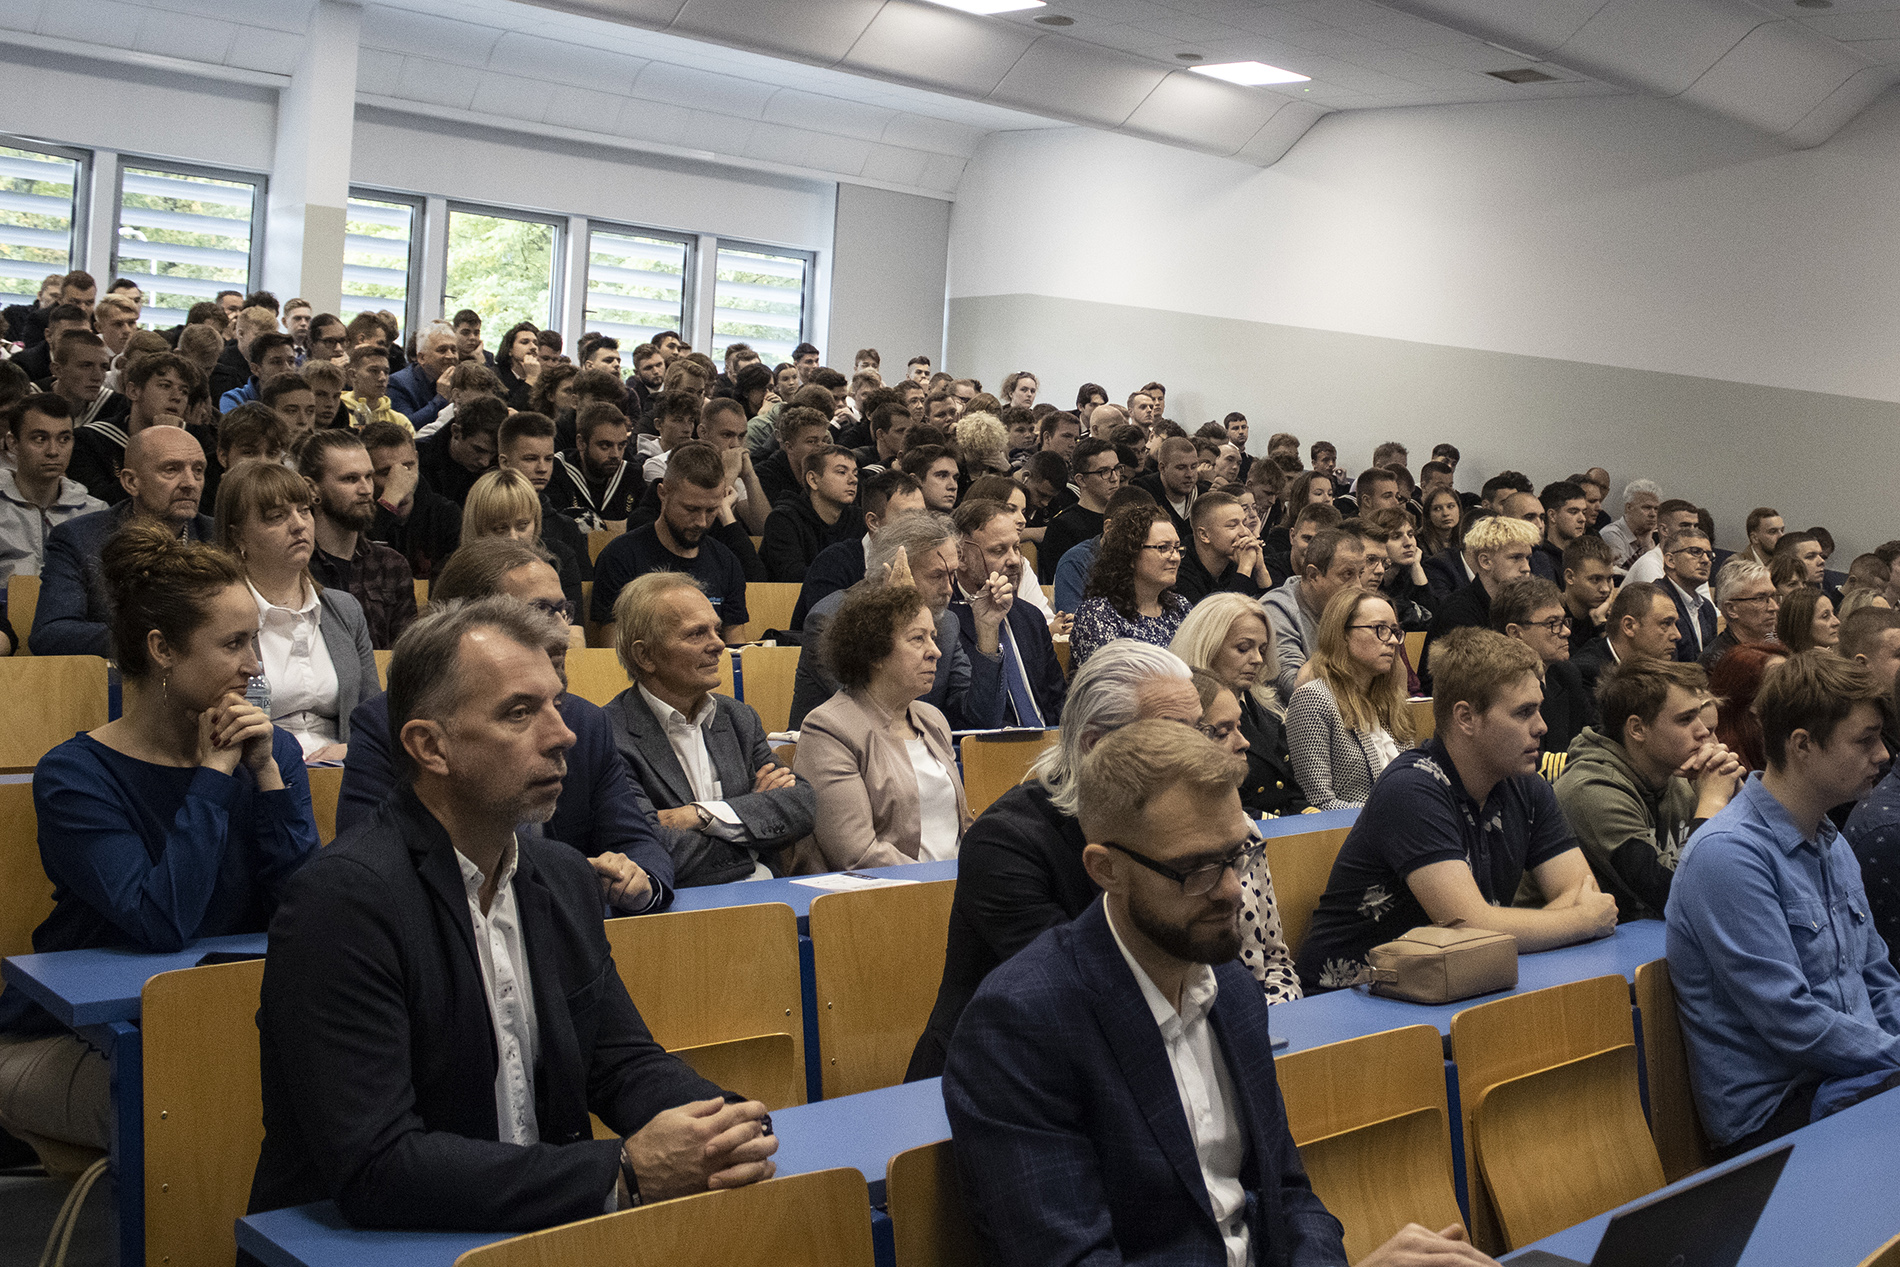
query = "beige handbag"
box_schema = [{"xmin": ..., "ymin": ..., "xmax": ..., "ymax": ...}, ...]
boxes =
[{"xmin": 1365, "ymin": 924, "xmax": 1518, "ymax": 1004}]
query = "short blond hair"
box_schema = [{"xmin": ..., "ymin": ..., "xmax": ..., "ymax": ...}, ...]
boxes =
[
  {"xmin": 1464, "ymin": 514, "xmax": 1541, "ymax": 555},
  {"xmin": 461, "ymin": 468, "xmax": 540, "ymax": 542},
  {"xmin": 236, "ymin": 305, "xmax": 279, "ymax": 335},
  {"xmin": 1075, "ymin": 718, "xmax": 1244, "ymax": 844},
  {"xmin": 1428, "ymin": 628, "xmax": 1540, "ymax": 728},
  {"xmin": 94, "ymin": 294, "xmax": 139, "ymax": 322}
]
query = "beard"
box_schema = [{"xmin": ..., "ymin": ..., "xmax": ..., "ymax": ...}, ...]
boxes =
[
  {"xmin": 1126, "ymin": 885, "xmax": 1241, "ymax": 966},
  {"xmin": 322, "ymin": 491, "xmax": 377, "ymax": 533}
]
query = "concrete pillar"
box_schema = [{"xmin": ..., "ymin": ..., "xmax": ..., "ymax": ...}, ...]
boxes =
[
  {"xmin": 263, "ymin": 0, "xmax": 360, "ymax": 309},
  {"xmin": 564, "ymin": 215, "xmax": 589, "ymax": 340}
]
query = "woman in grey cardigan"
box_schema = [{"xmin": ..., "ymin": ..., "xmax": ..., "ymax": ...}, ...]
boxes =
[
  {"xmin": 1286, "ymin": 589, "xmax": 1416, "ymax": 811},
  {"xmin": 215, "ymin": 459, "xmax": 377, "ymax": 762}
]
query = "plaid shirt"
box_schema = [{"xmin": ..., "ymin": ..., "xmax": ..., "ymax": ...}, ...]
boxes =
[{"xmin": 311, "ymin": 534, "xmax": 418, "ymax": 650}]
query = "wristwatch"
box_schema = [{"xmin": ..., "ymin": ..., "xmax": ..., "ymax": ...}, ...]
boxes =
[
  {"xmin": 618, "ymin": 1147, "xmax": 642, "ymax": 1209},
  {"xmin": 692, "ymin": 803, "xmax": 712, "ymax": 830}
]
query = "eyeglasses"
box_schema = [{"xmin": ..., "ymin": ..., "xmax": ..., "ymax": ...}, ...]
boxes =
[
  {"xmin": 1729, "ymin": 593, "xmax": 1780, "ymax": 608},
  {"xmin": 1348, "ymin": 622, "xmax": 1404, "ymax": 644},
  {"xmin": 1669, "ymin": 547, "xmax": 1714, "ymax": 561},
  {"xmin": 1142, "ymin": 543, "xmax": 1184, "ymax": 558},
  {"xmin": 527, "ymin": 597, "xmax": 572, "ymax": 622},
  {"xmin": 1101, "ymin": 839, "xmax": 1265, "ymax": 897},
  {"xmin": 1080, "ymin": 465, "xmax": 1120, "ymax": 481},
  {"xmin": 1524, "ymin": 615, "xmax": 1572, "ymax": 634}
]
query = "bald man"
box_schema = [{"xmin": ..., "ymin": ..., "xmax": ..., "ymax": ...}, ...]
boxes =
[
  {"xmin": 31, "ymin": 427, "xmax": 214, "ymax": 655},
  {"xmin": 1087, "ymin": 403, "xmax": 1127, "ymax": 439}
]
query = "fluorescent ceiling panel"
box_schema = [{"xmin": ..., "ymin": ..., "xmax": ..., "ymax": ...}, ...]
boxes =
[
  {"xmin": 1189, "ymin": 60, "xmax": 1311, "ymax": 86},
  {"xmin": 918, "ymin": 0, "xmax": 1045, "ymax": 14}
]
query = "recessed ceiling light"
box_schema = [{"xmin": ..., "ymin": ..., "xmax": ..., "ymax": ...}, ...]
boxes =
[
  {"xmin": 919, "ymin": 0, "xmax": 1047, "ymax": 14},
  {"xmin": 1794, "ymin": 0, "xmax": 1832, "ymax": 8},
  {"xmin": 1033, "ymin": 13, "xmax": 1074, "ymax": 24},
  {"xmin": 1189, "ymin": 60, "xmax": 1311, "ymax": 86},
  {"xmin": 1175, "ymin": 52, "xmax": 1203, "ymax": 61}
]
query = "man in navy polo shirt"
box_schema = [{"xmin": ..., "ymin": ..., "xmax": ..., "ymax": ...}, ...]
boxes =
[
  {"xmin": 1295, "ymin": 628, "xmax": 1618, "ymax": 993},
  {"xmin": 592, "ymin": 441, "xmax": 749, "ymax": 642}
]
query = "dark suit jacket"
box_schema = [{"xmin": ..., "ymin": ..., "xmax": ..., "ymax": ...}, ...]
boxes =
[
  {"xmin": 605, "ymin": 687, "xmax": 815, "ymax": 886},
  {"xmin": 1238, "ymin": 695, "xmax": 1307, "ymax": 818},
  {"xmin": 791, "ymin": 594, "xmax": 1004, "ymax": 732},
  {"xmin": 908, "ymin": 781, "xmax": 1092, "ymax": 1080},
  {"xmin": 31, "ymin": 503, "xmax": 214, "ymax": 655},
  {"xmin": 1572, "ymin": 636, "xmax": 1617, "ymax": 698},
  {"xmin": 942, "ymin": 898, "xmax": 1346, "ymax": 1267},
  {"xmin": 1542, "ymin": 658, "xmax": 1596, "ymax": 756},
  {"xmin": 248, "ymin": 786, "xmax": 725, "ymax": 1230},
  {"xmin": 1134, "ymin": 471, "xmax": 1193, "ymax": 541},
  {"xmin": 790, "ymin": 536, "xmax": 866, "ymax": 630},
  {"xmin": 1422, "ymin": 551, "xmax": 1472, "ymax": 605},
  {"xmin": 386, "ymin": 364, "xmax": 446, "ymax": 430},
  {"xmin": 1664, "ymin": 579, "xmax": 1718, "ymax": 663},
  {"xmin": 949, "ymin": 594, "xmax": 1067, "ymax": 725},
  {"xmin": 209, "ymin": 341, "xmax": 251, "ymax": 402},
  {"xmin": 1420, "ymin": 577, "xmax": 1492, "ymax": 689},
  {"xmin": 338, "ymin": 690, "xmax": 675, "ymax": 905}
]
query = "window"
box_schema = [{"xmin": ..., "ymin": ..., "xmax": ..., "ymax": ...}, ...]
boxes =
[
  {"xmin": 444, "ymin": 204, "xmax": 560, "ymax": 335},
  {"xmin": 712, "ymin": 243, "xmax": 811, "ymax": 365},
  {"xmin": 113, "ymin": 162, "xmax": 263, "ymax": 329},
  {"xmin": 342, "ymin": 191, "xmax": 421, "ymax": 326},
  {"xmin": 585, "ymin": 226, "xmax": 689, "ymax": 350},
  {"xmin": 0, "ymin": 141, "xmax": 82, "ymax": 321}
]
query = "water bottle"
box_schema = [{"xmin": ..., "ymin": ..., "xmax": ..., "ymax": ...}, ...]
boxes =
[{"xmin": 245, "ymin": 674, "xmax": 272, "ymax": 716}]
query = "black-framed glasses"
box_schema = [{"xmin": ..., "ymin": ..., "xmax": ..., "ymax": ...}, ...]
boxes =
[
  {"xmin": 1669, "ymin": 547, "xmax": 1714, "ymax": 561},
  {"xmin": 1101, "ymin": 839, "xmax": 1264, "ymax": 897},
  {"xmin": 1730, "ymin": 592, "xmax": 1780, "ymax": 608},
  {"xmin": 1525, "ymin": 614, "xmax": 1572, "ymax": 634},
  {"xmin": 1142, "ymin": 543, "xmax": 1184, "ymax": 558},
  {"xmin": 1079, "ymin": 464, "xmax": 1120, "ymax": 481},
  {"xmin": 528, "ymin": 597, "xmax": 572, "ymax": 622},
  {"xmin": 1348, "ymin": 622, "xmax": 1404, "ymax": 644}
]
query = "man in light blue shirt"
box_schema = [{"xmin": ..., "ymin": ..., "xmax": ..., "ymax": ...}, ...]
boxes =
[{"xmin": 1666, "ymin": 651, "xmax": 1900, "ymax": 1157}]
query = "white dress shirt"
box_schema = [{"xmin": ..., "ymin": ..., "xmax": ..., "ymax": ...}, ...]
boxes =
[
  {"xmin": 905, "ymin": 737, "xmax": 961, "ymax": 861},
  {"xmin": 638, "ymin": 683, "xmax": 771, "ymax": 879},
  {"xmin": 251, "ymin": 580, "xmax": 340, "ymax": 758},
  {"xmin": 456, "ymin": 836, "xmax": 541, "ymax": 1147},
  {"xmin": 1105, "ymin": 903, "xmax": 1250, "ymax": 1267}
]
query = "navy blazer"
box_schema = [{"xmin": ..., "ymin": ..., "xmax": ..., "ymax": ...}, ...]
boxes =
[
  {"xmin": 949, "ymin": 594, "xmax": 1068, "ymax": 726},
  {"xmin": 1664, "ymin": 579, "xmax": 1718, "ymax": 664},
  {"xmin": 943, "ymin": 898, "xmax": 1346, "ymax": 1267},
  {"xmin": 385, "ymin": 364, "xmax": 445, "ymax": 430},
  {"xmin": 337, "ymin": 690, "xmax": 675, "ymax": 907},
  {"xmin": 249, "ymin": 786, "xmax": 723, "ymax": 1230},
  {"xmin": 32, "ymin": 503, "xmax": 215, "ymax": 656}
]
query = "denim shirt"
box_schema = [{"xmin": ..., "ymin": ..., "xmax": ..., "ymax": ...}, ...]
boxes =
[{"xmin": 1665, "ymin": 774, "xmax": 1900, "ymax": 1146}]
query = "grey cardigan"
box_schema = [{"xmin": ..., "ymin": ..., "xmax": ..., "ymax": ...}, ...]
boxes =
[
  {"xmin": 1285, "ymin": 677, "xmax": 1400, "ymax": 812},
  {"xmin": 315, "ymin": 588, "xmax": 377, "ymax": 746}
]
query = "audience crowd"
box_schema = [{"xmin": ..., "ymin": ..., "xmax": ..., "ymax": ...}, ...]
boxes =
[{"xmin": 4, "ymin": 275, "xmax": 1900, "ymax": 1263}]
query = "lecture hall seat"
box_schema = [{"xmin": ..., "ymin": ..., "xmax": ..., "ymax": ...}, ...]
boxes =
[
  {"xmin": 886, "ymin": 1140, "xmax": 981, "ymax": 1267},
  {"xmin": 958, "ymin": 730, "xmax": 1058, "ymax": 817},
  {"xmin": 0, "ymin": 782, "xmax": 54, "ymax": 960},
  {"xmin": 0, "ymin": 655, "xmax": 110, "ymax": 770},
  {"xmin": 1263, "ymin": 818, "xmax": 1352, "ymax": 959},
  {"xmin": 1634, "ymin": 958, "xmax": 1713, "ymax": 1182},
  {"xmin": 808, "ymin": 880, "xmax": 957, "ymax": 1099},
  {"xmin": 7, "ymin": 574, "xmax": 38, "ymax": 656}
]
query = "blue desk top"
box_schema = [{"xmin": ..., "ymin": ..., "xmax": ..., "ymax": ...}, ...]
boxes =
[
  {"xmin": 1256, "ymin": 807, "xmax": 1359, "ymax": 838},
  {"xmin": 1271, "ymin": 919, "xmax": 1667, "ymax": 1057},
  {"xmin": 667, "ymin": 859, "xmax": 958, "ymax": 922},
  {"xmin": 0, "ymin": 931, "xmax": 267, "ymax": 1028},
  {"xmin": 236, "ymin": 1079, "xmax": 952, "ymax": 1267},
  {"xmin": 1517, "ymin": 1081, "xmax": 1900, "ymax": 1266}
]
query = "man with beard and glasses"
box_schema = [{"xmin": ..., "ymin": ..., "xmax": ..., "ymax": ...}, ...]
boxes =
[
  {"xmin": 944, "ymin": 720, "xmax": 1497, "ymax": 1267},
  {"xmin": 249, "ymin": 597, "xmax": 771, "ymax": 1231},
  {"xmin": 303, "ymin": 430, "xmax": 419, "ymax": 650}
]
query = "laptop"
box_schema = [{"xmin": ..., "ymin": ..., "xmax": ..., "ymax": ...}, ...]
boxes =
[{"xmin": 1503, "ymin": 1142, "xmax": 1792, "ymax": 1267}]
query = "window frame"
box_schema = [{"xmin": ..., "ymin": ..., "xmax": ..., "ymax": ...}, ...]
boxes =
[
  {"xmin": 582, "ymin": 219, "xmax": 696, "ymax": 351},
  {"xmin": 710, "ymin": 238, "xmax": 816, "ymax": 365},
  {"xmin": 109, "ymin": 155, "xmax": 268, "ymax": 307},
  {"xmin": 442, "ymin": 199, "xmax": 566, "ymax": 334},
  {"xmin": 343, "ymin": 186, "xmax": 425, "ymax": 326},
  {"xmin": 0, "ymin": 135, "xmax": 90, "ymax": 308}
]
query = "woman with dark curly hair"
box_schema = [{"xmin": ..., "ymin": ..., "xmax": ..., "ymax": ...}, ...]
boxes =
[
  {"xmin": 1711, "ymin": 641, "xmax": 1787, "ymax": 772},
  {"xmin": 1069, "ymin": 503, "xmax": 1190, "ymax": 670},
  {"xmin": 493, "ymin": 320, "xmax": 541, "ymax": 409},
  {"xmin": 793, "ymin": 584, "xmax": 969, "ymax": 870},
  {"xmin": 528, "ymin": 360, "xmax": 579, "ymax": 421}
]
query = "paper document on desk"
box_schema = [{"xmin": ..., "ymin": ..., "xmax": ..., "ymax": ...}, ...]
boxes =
[{"xmin": 790, "ymin": 873, "xmax": 919, "ymax": 891}]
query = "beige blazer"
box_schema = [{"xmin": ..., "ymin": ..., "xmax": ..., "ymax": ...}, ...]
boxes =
[{"xmin": 793, "ymin": 690, "xmax": 971, "ymax": 871}]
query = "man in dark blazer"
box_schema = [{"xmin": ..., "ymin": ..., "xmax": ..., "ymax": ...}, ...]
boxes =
[
  {"xmin": 1658, "ymin": 525, "xmax": 1719, "ymax": 664},
  {"xmin": 950, "ymin": 497, "xmax": 1066, "ymax": 727},
  {"xmin": 944, "ymin": 720, "xmax": 1484, "ymax": 1266},
  {"xmin": 31, "ymin": 426, "xmax": 213, "ymax": 656},
  {"xmin": 250, "ymin": 597, "xmax": 777, "ymax": 1230},
  {"xmin": 605, "ymin": 572, "xmax": 816, "ymax": 886},
  {"xmin": 908, "ymin": 641, "xmax": 1201, "ymax": 1081}
]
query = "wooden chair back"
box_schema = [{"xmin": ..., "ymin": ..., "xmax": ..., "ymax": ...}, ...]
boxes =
[
  {"xmin": 732, "ymin": 583, "xmax": 801, "ymax": 643},
  {"xmin": 0, "ymin": 655, "xmax": 109, "ymax": 770},
  {"xmin": 738, "ymin": 645, "xmax": 802, "ymax": 733},
  {"xmin": 669, "ymin": 1033, "xmax": 803, "ymax": 1112},
  {"xmin": 0, "ymin": 782, "xmax": 53, "ymax": 959},
  {"xmin": 307, "ymin": 766, "xmax": 345, "ymax": 844},
  {"xmin": 808, "ymin": 880, "xmax": 956, "ymax": 1098},
  {"xmin": 958, "ymin": 730, "xmax": 1058, "ymax": 817},
  {"xmin": 1277, "ymin": 1024, "xmax": 1463, "ymax": 1264},
  {"xmin": 142, "ymin": 958, "xmax": 267, "ymax": 1267},
  {"xmin": 413, "ymin": 578, "xmax": 429, "ymax": 616},
  {"xmin": 1859, "ymin": 1234, "xmax": 1900, "ymax": 1267},
  {"xmin": 1404, "ymin": 630, "xmax": 1425, "ymax": 671},
  {"xmin": 583, "ymin": 580, "xmax": 611, "ymax": 649},
  {"xmin": 1263, "ymin": 822, "xmax": 1351, "ymax": 956},
  {"xmin": 588, "ymin": 526, "xmax": 622, "ymax": 564},
  {"xmin": 566, "ymin": 647, "xmax": 631, "ymax": 707},
  {"xmin": 1020, "ymin": 541, "xmax": 1037, "ymax": 573},
  {"xmin": 1634, "ymin": 958, "xmax": 1712, "ymax": 1182},
  {"xmin": 887, "ymin": 1140, "xmax": 979, "ymax": 1267},
  {"xmin": 1407, "ymin": 697, "xmax": 1435, "ymax": 741},
  {"xmin": 1450, "ymin": 974, "xmax": 1663, "ymax": 1253},
  {"xmin": 603, "ymin": 903, "xmax": 805, "ymax": 1105},
  {"xmin": 451, "ymin": 1167, "xmax": 875, "ymax": 1267},
  {"xmin": 7, "ymin": 574, "xmax": 38, "ymax": 655},
  {"xmin": 373, "ymin": 648, "xmax": 392, "ymax": 689}
]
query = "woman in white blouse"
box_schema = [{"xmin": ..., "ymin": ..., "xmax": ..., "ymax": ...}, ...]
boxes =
[
  {"xmin": 794, "ymin": 584, "xmax": 970, "ymax": 870},
  {"xmin": 214, "ymin": 459, "xmax": 376, "ymax": 763}
]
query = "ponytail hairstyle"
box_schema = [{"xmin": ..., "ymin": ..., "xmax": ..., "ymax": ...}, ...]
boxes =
[{"xmin": 103, "ymin": 518, "xmax": 246, "ymax": 678}]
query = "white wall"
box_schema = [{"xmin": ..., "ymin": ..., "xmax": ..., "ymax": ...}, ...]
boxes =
[
  {"xmin": 827, "ymin": 183, "xmax": 949, "ymax": 369},
  {"xmin": 945, "ymin": 88, "xmax": 1900, "ymax": 560}
]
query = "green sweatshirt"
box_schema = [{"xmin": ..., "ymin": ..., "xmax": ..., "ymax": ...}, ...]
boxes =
[{"xmin": 1553, "ymin": 727, "xmax": 1702, "ymax": 921}]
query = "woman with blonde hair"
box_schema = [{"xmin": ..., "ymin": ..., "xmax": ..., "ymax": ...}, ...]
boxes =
[
  {"xmin": 954, "ymin": 411, "xmax": 1009, "ymax": 479},
  {"xmin": 1171, "ymin": 593, "xmax": 1306, "ymax": 817},
  {"xmin": 461, "ymin": 467, "xmax": 582, "ymax": 620},
  {"xmin": 1286, "ymin": 587, "xmax": 1416, "ymax": 810}
]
